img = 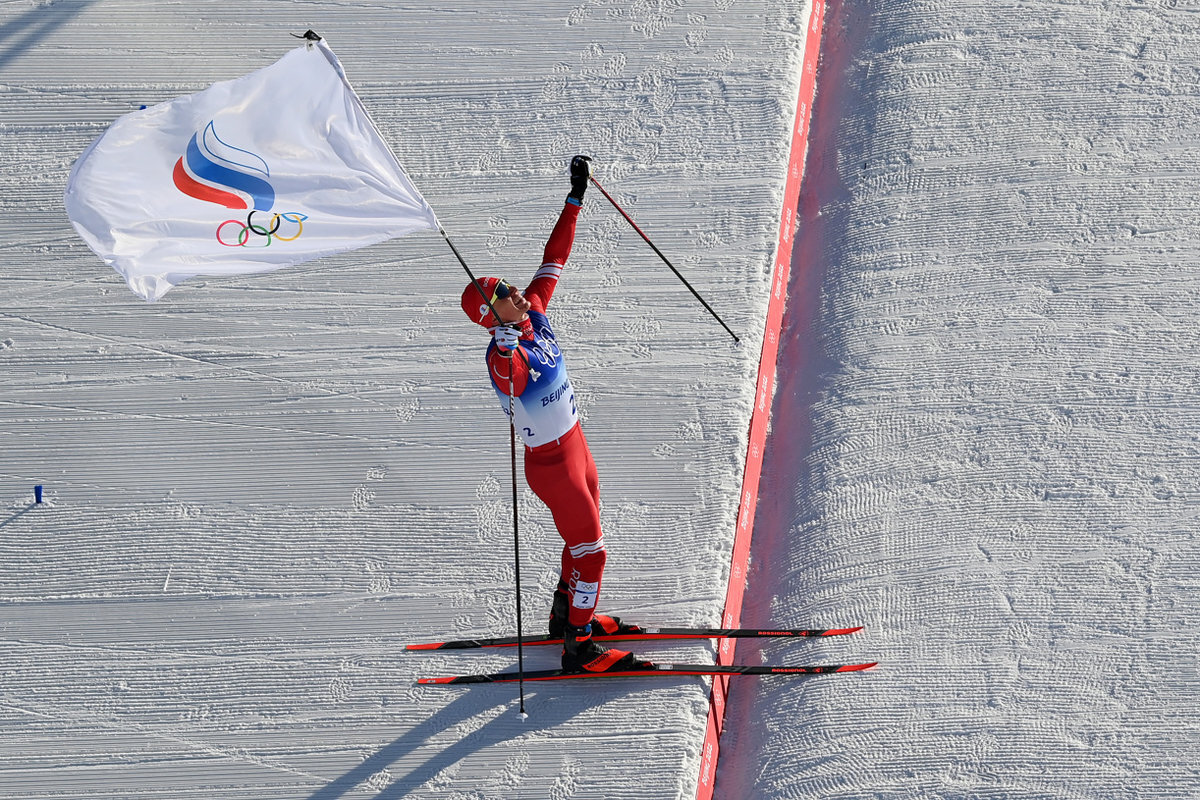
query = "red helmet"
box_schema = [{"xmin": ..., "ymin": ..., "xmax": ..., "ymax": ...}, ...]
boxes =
[{"xmin": 461, "ymin": 277, "xmax": 511, "ymax": 328}]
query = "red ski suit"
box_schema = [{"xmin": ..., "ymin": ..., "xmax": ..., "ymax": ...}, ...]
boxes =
[{"xmin": 486, "ymin": 201, "xmax": 605, "ymax": 628}]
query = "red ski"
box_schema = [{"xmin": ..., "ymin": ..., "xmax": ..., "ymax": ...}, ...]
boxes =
[
  {"xmin": 406, "ymin": 625, "xmax": 862, "ymax": 651},
  {"xmin": 418, "ymin": 662, "xmax": 877, "ymax": 685}
]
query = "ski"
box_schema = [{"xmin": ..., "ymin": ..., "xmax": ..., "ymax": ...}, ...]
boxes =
[
  {"xmin": 418, "ymin": 661, "xmax": 877, "ymax": 685},
  {"xmin": 406, "ymin": 625, "xmax": 862, "ymax": 651}
]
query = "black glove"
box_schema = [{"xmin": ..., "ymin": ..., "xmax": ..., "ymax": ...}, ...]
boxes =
[{"xmin": 568, "ymin": 155, "xmax": 591, "ymax": 202}]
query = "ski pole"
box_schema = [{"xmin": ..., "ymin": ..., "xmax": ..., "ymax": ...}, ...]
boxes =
[
  {"xmin": 505, "ymin": 366, "xmax": 528, "ymax": 719},
  {"xmin": 440, "ymin": 229, "xmax": 528, "ymax": 716},
  {"xmin": 588, "ymin": 175, "xmax": 740, "ymax": 344}
]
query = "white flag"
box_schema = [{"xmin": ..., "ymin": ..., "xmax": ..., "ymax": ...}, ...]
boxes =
[{"xmin": 65, "ymin": 39, "xmax": 439, "ymax": 301}]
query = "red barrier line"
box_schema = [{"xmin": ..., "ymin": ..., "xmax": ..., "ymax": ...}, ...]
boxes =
[{"xmin": 694, "ymin": 1, "xmax": 828, "ymax": 797}]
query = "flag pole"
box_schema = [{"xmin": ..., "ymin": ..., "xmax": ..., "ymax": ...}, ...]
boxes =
[{"xmin": 440, "ymin": 229, "xmax": 529, "ymax": 718}]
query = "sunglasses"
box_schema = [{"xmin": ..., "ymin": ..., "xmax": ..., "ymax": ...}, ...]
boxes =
[{"xmin": 490, "ymin": 280, "xmax": 518, "ymax": 306}]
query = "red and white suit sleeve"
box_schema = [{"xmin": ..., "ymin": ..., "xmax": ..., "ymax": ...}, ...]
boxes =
[{"xmin": 524, "ymin": 199, "xmax": 580, "ymax": 309}]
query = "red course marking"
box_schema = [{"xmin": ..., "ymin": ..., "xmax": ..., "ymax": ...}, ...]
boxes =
[{"xmin": 695, "ymin": 2, "xmax": 829, "ymax": 798}]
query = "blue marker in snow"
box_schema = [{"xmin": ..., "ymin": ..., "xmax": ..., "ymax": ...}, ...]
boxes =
[{"xmin": 34, "ymin": 485, "xmax": 43, "ymax": 504}]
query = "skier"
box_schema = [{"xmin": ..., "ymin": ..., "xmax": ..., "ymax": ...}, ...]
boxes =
[{"xmin": 460, "ymin": 155, "xmax": 650, "ymax": 673}]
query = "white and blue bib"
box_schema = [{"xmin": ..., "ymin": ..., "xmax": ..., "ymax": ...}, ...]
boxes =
[{"xmin": 487, "ymin": 310, "xmax": 578, "ymax": 447}]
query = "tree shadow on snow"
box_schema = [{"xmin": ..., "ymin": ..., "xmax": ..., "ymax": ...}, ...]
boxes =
[
  {"xmin": 0, "ymin": 0, "xmax": 99, "ymax": 74},
  {"xmin": 307, "ymin": 684, "xmax": 638, "ymax": 799}
]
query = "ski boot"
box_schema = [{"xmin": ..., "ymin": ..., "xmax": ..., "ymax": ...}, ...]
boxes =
[
  {"xmin": 548, "ymin": 580, "xmax": 643, "ymax": 638},
  {"xmin": 562, "ymin": 622, "xmax": 652, "ymax": 673},
  {"xmin": 548, "ymin": 581, "xmax": 571, "ymax": 638}
]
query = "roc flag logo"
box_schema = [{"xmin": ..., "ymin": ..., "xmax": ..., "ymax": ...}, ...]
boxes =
[{"xmin": 171, "ymin": 121, "xmax": 307, "ymax": 247}]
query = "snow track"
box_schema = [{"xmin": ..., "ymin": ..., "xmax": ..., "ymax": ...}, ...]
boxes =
[
  {"xmin": 718, "ymin": 1, "xmax": 1200, "ymax": 797},
  {"xmin": 5, "ymin": 0, "xmax": 1196, "ymax": 797},
  {"xmin": 2, "ymin": 1, "xmax": 812, "ymax": 798}
]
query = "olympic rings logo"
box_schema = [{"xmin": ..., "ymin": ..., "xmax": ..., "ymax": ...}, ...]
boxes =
[{"xmin": 216, "ymin": 210, "xmax": 308, "ymax": 248}]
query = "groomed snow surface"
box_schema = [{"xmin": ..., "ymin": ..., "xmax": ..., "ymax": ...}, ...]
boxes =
[
  {"xmin": 720, "ymin": 1, "xmax": 1200, "ymax": 798},
  {"xmin": 2, "ymin": 1, "xmax": 1198, "ymax": 800}
]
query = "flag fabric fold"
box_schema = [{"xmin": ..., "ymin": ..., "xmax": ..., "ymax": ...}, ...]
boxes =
[{"xmin": 65, "ymin": 39, "xmax": 439, "ymax": 301}]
